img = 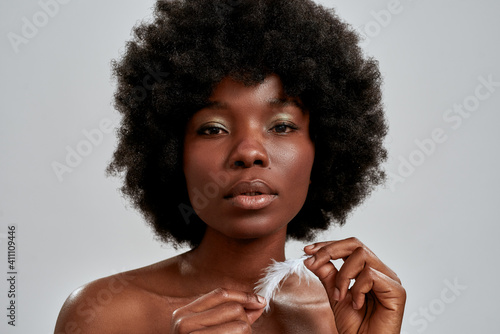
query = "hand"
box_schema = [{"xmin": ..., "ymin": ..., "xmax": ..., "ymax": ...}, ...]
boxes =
[
  {"xmin": 170, "ymin": 288, "xmax": 267, "ymax": 333},
  {"xmin": 304, "ymin": 237, "xmax": 406, "ymax": 334}
]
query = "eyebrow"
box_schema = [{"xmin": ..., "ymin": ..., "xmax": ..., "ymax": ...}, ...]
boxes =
[
  {"xmin": 267, "ymin": 97, "xmax": 304, "ymax": 109},
  {"xmin": 203, "ymin": 97, "xmax": 304, "ymax": 110},
  {"xmin": 204, "ymin": 101, "xmax": 227, "ymax": 109}
]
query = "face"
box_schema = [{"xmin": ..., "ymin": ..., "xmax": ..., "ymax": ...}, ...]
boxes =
[{"xmin": 183, "ymin": 75, "xmax": 315, "ymax": 240}]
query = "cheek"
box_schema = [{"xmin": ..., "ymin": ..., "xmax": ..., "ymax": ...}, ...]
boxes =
[
  {"xmin": 183, "ymin": 145, "xmax": 225, "ymax": 211},
  {"xmin": 183, "ymin": 146, "xmax": 206, "ymax": 197},
  {"xmin": 183, "ymin": 141, "xmax": 216, "ymax": 182},
  {"xmin": 272, "ymin": 140, "xmax": 315, "ymax": 182}
]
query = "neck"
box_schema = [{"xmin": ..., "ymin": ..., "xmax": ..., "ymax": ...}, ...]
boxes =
[{"xmin": 182, "ymin": 226, "xmax": 287, "ymax": 293}]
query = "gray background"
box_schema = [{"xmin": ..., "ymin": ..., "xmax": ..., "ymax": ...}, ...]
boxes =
[{"xmin": 1, "ymin": 0, "xmax": 499, "ymax": 333}]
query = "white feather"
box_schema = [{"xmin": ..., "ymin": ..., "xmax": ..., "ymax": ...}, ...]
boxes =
[{"xmin": 254, "ymin": 255, "xmax": 318, "ymax": 312}]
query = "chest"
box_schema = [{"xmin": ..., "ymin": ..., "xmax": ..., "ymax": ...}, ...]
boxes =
[
  {"xmin": 251, "ymin": 302, "xmax": 337, "ymax": 334},
  {"xmin": 151, "ymin": 295, "xmax": 337, "ymax": 334}
]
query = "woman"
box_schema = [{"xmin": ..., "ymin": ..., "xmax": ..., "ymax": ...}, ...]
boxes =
[{"xmin": 55, "ymin": 0, "xmax": 406, "ymax": 332}]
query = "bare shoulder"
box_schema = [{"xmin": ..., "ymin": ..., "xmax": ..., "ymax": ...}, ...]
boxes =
[
  {"xmin": 270, "ymin": 275, "xmax": 338, "ymax": 334},
  {"xmin": 54, "ymin": 257, "xmax": 191, "ymax": 334}
]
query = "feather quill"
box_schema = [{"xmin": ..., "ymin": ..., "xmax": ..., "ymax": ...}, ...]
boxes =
[{"xmin": 254, "ymin": 255, "xmax": 318, "ymax": 312}]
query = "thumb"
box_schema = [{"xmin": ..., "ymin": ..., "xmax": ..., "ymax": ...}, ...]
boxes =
[
  {"xmin": 246, "ymin": 306, "xmax": 265, "ymax": 324},
  {"xmin": 243, "ymin": 295, "xmax": 266, "ymax": 324}
]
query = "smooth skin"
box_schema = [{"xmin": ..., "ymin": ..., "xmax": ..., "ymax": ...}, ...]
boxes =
[{"xmin": 54, "ymin": 75, "xmax": 405, "ymax": 334}]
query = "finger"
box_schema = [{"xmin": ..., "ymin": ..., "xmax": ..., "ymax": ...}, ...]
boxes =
[
  {"xmin": 187, "ymin": 288, "xmax": 266, "ymax": 313},
  {"xmin": 304, "ymin": 241, "xmax": 337, "ymax": 254},
  {"xmin": 304, "ymin": 238, "xmax": 362, "ymax": 274},
  {"xmin": 191, "ymin": 320, "xmax": 252, "ymax": 334},
  {"xmin": 349, "ymin": 267, "xmax": 405, "ymax": 311},
  {"xmin": 306, "ymin": 238, "xmax": 401, "ymax": 284},
  {"xmin": 307, "ymin": 238, "xmax": 365, "ymax": 262},
  {"xmin": 172, "ymin": 298, "xmax": 264, "ymax": 333},
  {"xmin": 334, "ymin": 246, "xmax": 368, "ymax": 301},
  {"xmin": 244, "ymin": 305, "xmax": 265, "ymax": 325},
  {"xmin": 173, "ymin": 301, "xmax": 249, "ymax": 333}
]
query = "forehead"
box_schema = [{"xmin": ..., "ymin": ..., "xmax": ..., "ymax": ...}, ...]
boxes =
[
  {"xmin": 204, "ymin": 74, "xmax": 304, "ymax": 111},
  {"xmin": 211, "ymin": 75, "xmax": 282, "ymax": 98}
]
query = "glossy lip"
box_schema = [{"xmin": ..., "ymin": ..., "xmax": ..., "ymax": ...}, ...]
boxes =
[{"xmin": 224, "ymin": 180, "xmax": 278, "ymax": 210}]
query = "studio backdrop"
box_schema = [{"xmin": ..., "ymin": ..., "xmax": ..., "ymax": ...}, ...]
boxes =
[{"xmin": 1, "ymin": 0, "xmax": 499, "ymax": 333}]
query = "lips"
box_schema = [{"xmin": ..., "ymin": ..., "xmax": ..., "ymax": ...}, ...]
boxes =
[{"xmin": 224, "ymin": 180, "xmax": 278, "ymax": 210}]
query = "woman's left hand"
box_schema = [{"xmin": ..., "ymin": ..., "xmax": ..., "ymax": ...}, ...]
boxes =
[{"xmin": 304, "ymin": 237, "xmax": 406, "ymax": 334}]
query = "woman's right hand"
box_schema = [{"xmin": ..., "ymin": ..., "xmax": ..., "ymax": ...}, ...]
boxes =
[{"xmin": 170, "ymin": 288, "xmax": 267, "ymax": 333}]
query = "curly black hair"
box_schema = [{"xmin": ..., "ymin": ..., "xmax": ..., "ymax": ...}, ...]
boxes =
[{"xmin": 106, "ymin": 0, "xmax": 388, "ymax": 248}]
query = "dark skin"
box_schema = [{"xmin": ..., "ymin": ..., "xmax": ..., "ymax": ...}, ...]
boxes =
[{"xmin": 54, "ymin": 75, "xmax": 405, "ymax": 334}]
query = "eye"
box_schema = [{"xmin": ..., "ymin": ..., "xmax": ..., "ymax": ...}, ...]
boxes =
[
  {"xmin": 271, "ymin": 122, "xmax": 298, "ymax": 134},
  {"xmin": 197, "ymin": 124, "xmax": 227, "ymax": 136}
]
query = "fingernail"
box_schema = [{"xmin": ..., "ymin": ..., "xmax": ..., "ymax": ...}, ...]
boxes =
[
  {"xmin": 333, "ymin": 288, "xmax": 340, "ymax": 301},
  {"xmin": 304, "ymin": 256, "xmax": 315, "ymax": 266},
  {"xmin": 257, "ymin": 295, "xmax": 266, "ymax": 304},
  {"xmin": 352, "ymin": 301, "xmax": 358, "ymax": 309},
  {"xmin": 304, "ymin": 244, "xmax": 314, "ymax": 250}
]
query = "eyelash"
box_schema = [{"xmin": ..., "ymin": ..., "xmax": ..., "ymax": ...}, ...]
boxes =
[
  {"xmin": 197, "ymin": 125, "xmax": 226, "ymax": 136},
  {"xmin": 197, "ymin": 122, "xmax": 298, "ymax": 136},
  {"xmin": 271, "ymin": 122, "xmax": 298, "ymax": 134}
]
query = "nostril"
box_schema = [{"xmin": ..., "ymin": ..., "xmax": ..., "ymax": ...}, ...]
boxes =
[
  {"xmin": 234, "ymin": 161, "xmax": 245, "ymax": 167},
  {"xmin": 254, "ymin": 160, "xmax": 263, "ymax": 165}
]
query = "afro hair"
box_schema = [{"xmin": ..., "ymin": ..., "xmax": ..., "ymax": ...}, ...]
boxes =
[{"xmin": 107, "ymin": 0, "xmax": 388, "ymax": 248}]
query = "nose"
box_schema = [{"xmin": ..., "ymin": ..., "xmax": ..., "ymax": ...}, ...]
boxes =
[{"xmin": 228, "ymin": 132, "xmax": 270, "ymax": 169}]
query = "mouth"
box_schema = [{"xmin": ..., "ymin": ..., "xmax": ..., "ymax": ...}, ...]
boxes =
[
  {"xmin": 229, "ymin": 191, "xmax": 263, "ymax": 196},
  {"xmin": 224, "ymin": 180, "xmax": 278, "ymax": 210}
]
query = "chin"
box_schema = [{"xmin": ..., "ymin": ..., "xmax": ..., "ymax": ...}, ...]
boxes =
[{"xmin": 209, "ymin": 216, "xmax": 289, "ymax": 241}]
